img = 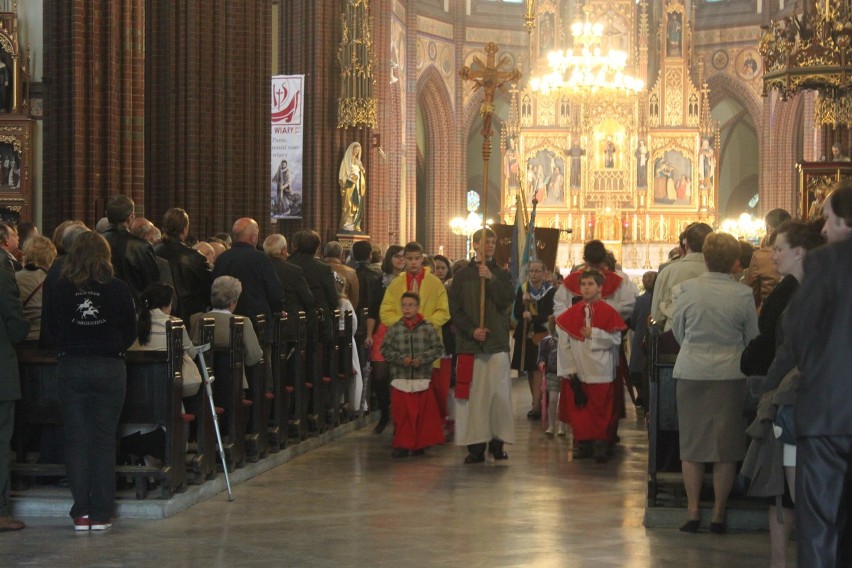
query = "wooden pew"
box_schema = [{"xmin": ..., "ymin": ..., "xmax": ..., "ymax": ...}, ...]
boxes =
[
  {"xmin": 324, "ymin": 309, "xmax": 342, "ymax": 429},
  {"xmin": 121, "ymin": 320, "xmax": 187, "ymax": 498},
  {"xmin": 307, "ymin": 308, "xmax": 327, "ymax": 434},
  {"xmin": 269, "ymin": 313, "xmax": 289, "ymax": 450},
  {"xmin": 337, "ymin": 308, "xmax": 354, "ymax": 421},
  {"xmin": 211, "ymin": 317, "xmax": 248, "ymax": 470},
  {"xmin": 646, "ymin": 322, "xmax": 682, "ymax": 507},
  {"xmin": 287, "ymin": 311, "xmax": 308, "ymax": 441},
  {"xmin": 186, "ymin": 318, "xmax": 217, "ymax": 483},
  {"xmin": 245, "ymin": 315, "xmax": 272, "ymax": 461}
]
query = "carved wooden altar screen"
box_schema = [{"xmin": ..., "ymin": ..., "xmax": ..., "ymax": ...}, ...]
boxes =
[
  {"xmin": 797, "ymin": 161, "xmax": 852, "ymax": 220},
  {"xmin": 502, "ymin": 0, "xmax": 718, "ymax": 256},
  {"xmin": 0, "ymin": 6, "xmax": 34, "ymax": 223}
]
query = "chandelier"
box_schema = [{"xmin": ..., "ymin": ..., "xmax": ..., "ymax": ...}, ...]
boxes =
[
  {"xmin": 760, "ymin": 0, "xmax": 852, "ymax": 126},
  {"xmin": 529, "ymin": 6, "xmax": 643, "ymax": 96}
]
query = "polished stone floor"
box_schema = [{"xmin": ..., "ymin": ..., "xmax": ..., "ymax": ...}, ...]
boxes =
[{"xmin": 1, "ymin": 378, "xmax": 788, "ymax": 567}]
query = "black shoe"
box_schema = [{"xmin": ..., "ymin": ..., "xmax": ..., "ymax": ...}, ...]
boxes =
[
  {"xmin": 572, "ymin": 443, "xmax": 593, "ymax": 459},
  {"xmin": 593, "ymin": 441, "xmax": 609, "ymax": 463},
  {"xmin": 488, "ymin": 442, "xmax": 508, "ymax": 460},
  {"xmin": 679, "ymin": 519, "xmax": 700, "ymax": 533},
  {"xmin": 526, "ymin": 408, "xmax": 542, "ymax": 420},
  {"xmin": 411, "ymin": 449, "xmax": 425, "ymax": 456},
  {"xmin": 710, "ymin": 522, "xmax": 726, "ymax": 534},
  {"xmin": 464, "ymin": 452, "xmax": 485, "ymax": 464},
  {"xmin": 391, "ymin": 448, "xmax": 409, "ymax": 458},
  {"xmin": 373, "ymin": 418, "xmax": 388, "ymax": 434}
]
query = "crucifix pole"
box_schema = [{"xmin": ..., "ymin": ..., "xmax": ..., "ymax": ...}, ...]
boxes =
[{"xmin": 460, "ymin": 42, "xmax": 521, "ymax": 327}]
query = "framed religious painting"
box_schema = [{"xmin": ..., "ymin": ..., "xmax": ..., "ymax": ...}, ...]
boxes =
[
  {"xmin": 0, "ymin": 118, "xmax": 33, "ymax": 221},
  {"xmin": 646, "ymin": 132, "xmax": 701, "ymax": 211},
  {"xmin": 520, "ymin": 132, "xmax": 570, "ymax": 208}
]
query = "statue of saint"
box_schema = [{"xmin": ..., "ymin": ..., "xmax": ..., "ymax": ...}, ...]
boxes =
[{"xmin": 339, "ymin": 142, "xmax": 366, "ymax": 233}]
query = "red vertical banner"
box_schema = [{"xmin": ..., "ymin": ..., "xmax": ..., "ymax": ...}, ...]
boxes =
[{"xmin": 271, "ymin": 75, "xmax": 304, "ymax": 219}]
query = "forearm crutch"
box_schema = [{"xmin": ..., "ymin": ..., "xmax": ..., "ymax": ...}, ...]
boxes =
[{"xmin": 196, "ymin": 344, "xmax": 234, "ymax": 502}]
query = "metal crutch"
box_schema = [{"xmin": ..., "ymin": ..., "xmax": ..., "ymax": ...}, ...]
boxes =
[{"xmin": 195, "ymin": 343, "xmax": 234, "ymax": 502}]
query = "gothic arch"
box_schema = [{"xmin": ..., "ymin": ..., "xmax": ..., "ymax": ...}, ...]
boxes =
[
  {"xmin": 416, "ymin": 65, "xmax": 456, "ymax": 254},
  {"xmin": 706, "ymin": 74, "xmax": 763, "ymax": 216},
  {"xmin": 706, "ymin": 74, "xmax": 763, "ymax": 134}
]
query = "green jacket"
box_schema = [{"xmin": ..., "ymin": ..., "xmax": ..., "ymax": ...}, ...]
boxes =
[
  {"xmin": 0, "ymin": 268, "xmax": 30, "ymax": 401},
  {"xmin": 381, "ymin": 317, "xmax": 444, "ymax": 381},
  {"xmin": 448, "ymin": 258, "xmax": 514, "ymax": 354}
]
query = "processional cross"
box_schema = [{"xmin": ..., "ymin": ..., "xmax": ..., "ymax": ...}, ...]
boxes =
[{"xmin": 459, "ymin": 42, "xmax": 521, "ymax": 326}]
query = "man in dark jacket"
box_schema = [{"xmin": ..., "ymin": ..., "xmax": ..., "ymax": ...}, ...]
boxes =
[
  {"xmin": 212, "ymin": 217, "xmax": 285, "ymax": 345},
  {"xmin": 101, "ymin": 194, "xmax": 160, "ymax": 303},
  {"xmin": 287, "ymin": 230, "xmax": 338, "ymax": 343},
  {"xmin": 262, "ymin": 234, "xmax": 316, "ymax": 334},
  {"xmin": 0, "ymin": 267, "xmax": 30, "ymax": 531},
  {"xmin": 448, "ymin": 228, "xmax": 516, "ymax": 464},
  {"xmin": 154, "ymin": 208, "xmax": 213, "ymax": 323},
  {"xmin": 788, "ymin": 183, "xmax": 852, "ymax": 568}
]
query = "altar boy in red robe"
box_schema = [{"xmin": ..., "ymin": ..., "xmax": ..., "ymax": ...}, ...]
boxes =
[{"xmin": 556, "ymin": 270, "xmax": 626, "ymax": 463}]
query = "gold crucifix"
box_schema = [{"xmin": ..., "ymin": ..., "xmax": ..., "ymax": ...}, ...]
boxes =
[{"xmin": 460, "ymin": 42, "xmax": 521, "ymax": 326}]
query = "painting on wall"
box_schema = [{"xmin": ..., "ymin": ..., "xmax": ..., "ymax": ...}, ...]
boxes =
[
  {"xmin": 653, "ymin": 150, "xmax": 692, "ymax": 205},
  {"xmin": 525, "ymin": 149, "xmax": 565, "ymax": 206}
]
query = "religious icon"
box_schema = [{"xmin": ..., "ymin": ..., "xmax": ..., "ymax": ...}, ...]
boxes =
[
  {"xmin": 666, "ymin": 13, "xmax": 682, "ymax": 57},
  {"xmin": 699, "ymin": 137, "xmax": 716, "ymax": 188},
  {"xmin": 525, "ymin": 149, "xmax": 565, "ymax": 206},
  {"xmin": 568, "ymin": 140, "xmax": 585, "ymax": 189},
  {"xmin": 504, "ymin": 136, "xmax": 520, "ymax": 191},
  {"xmin": 635, "ymin": 140, "xmax": 649, "ymax": 188},
  {"xmin": 653, "ymin": 150, "xmax": 692, "ymax": 205},
  {"xmin": 603, "ymin": 136, "xmax": 616, "ymax": 169}
]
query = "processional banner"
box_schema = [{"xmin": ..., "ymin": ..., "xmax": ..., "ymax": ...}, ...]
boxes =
[{"xmin": 271, "ymin": 75, "xmax": 304, "ymax": 219}]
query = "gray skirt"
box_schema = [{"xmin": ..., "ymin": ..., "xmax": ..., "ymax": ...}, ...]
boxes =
[{"xmin": 676, "ymin": 378, "xmax": 747, "ymax": 463}]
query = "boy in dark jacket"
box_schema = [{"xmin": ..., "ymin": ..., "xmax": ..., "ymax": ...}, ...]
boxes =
[{"xmin": 381, "ymin": 292, "xmax": 445, "ymax": 458}]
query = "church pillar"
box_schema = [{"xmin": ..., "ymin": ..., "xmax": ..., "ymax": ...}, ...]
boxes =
[
  {"xmin": 403, "ymin": 0, "xmax": 419, "ymax": 245},
  {"xmin": 279, "ymin": 0, "xmax": 370, "ymax": 245},
  {"xmin": 43, "ymin": 0, "xmax": 146, "ymax": 229},
  {"xmin": 145, "ymin": 0, "xmax": 270, "ymax": 237}
]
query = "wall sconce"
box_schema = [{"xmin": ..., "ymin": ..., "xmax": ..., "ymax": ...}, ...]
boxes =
[{"xmin": 372, "ymin": 133, "xmax": 387, "ymax": 162}]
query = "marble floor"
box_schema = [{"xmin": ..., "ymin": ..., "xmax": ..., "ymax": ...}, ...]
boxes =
[{"xmin": 1, "ymin": 378, "xmax": 788, "ymax": 568}]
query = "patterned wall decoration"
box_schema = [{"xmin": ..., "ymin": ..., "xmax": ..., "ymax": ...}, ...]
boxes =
[{"xmin": 416, "ymin": 35, "xmax": 455, "ymax": 109}]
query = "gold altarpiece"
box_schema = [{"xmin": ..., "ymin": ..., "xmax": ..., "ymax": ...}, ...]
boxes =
[
  {"xmin": 0, "ymin": 4, "xmax": 34, "ymax": 222},
  {"xmin": 502, "ymin": 0, "xmax": 718, "ymax": 268}
]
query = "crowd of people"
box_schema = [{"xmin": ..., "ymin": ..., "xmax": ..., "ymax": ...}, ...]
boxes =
[{"xmin": 0, "ymin": 184, "xmax": 850, "ymax": 567}]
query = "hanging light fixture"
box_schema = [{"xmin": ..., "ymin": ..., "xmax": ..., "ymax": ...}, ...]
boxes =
[
  {"xmin": 761, "ymin": 0, "xmax": 852, "ymax": 126},
  {"xmin": 529, "ymin": 5, "xmax": 643, "ymax": 96}
]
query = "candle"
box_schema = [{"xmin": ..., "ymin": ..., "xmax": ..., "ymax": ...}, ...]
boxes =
[
  {"xmin": 632, "ymin": 214, "xmax": 638, "ymax": 241},
  {"xmin": 568, "ymin": 212, "xmax": 573, "ymax": 230},
  {"xmin": 555, "ymin": 213, "xmax": 560, "ymax": 228},
  {"xmin": 581, "ymin": 214, "xmax": 586, "ymax": 241},
  {"xmin": 659, "ymin": 214, "xmax": 664, "ymax": 240},
  {"xmin": 438, "ymin": 245, "xmax": 444, "ymax": 256},
  {"xmin": 645, "ymin": 214, "xmax": 650, "ymax": 241}
]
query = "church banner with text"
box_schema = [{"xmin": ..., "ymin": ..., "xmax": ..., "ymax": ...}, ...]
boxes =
[{"xmin": 271, "ymin": 75, "xmax": 304, "ymax": 219}]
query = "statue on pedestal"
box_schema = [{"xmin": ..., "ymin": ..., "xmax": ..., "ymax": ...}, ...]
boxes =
[{"xmin": 338, "ymin": 142, "xmax": 366, "ymax": 233}]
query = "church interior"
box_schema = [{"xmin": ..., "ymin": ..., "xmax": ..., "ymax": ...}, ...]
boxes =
[
  {"xmin": 1, "ymin": 0, "xmax": 851, "ymax": 565},
  {"xmin": 0, "ymin": 0, "xmax": 844, "ymax": 256}
]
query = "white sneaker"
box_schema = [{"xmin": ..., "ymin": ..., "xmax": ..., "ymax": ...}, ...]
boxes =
[
  {"xmin": 557, "ymin": 425, "xmax": 566, "ymax": 437},
  {"xmin": 545, "ymin": 426, "xmax": 554, "ymax": 436},
  {"xmin": 90, "ymin": 520, "xmax": 112, "ymax": 531}
]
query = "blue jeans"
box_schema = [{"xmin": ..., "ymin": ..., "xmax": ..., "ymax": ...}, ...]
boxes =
[{"xmin": 58, "ymin": 357, "xmax": 126, "ymax": 522}]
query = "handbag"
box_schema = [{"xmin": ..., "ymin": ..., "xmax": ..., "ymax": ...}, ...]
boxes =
[
  {"xmin": 774, "ymin": 405, "xmax": 796, "ymax": 446},
  {"xmin": 181, "ymin": 353, "xmax": 203, "ymax": 398}
]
